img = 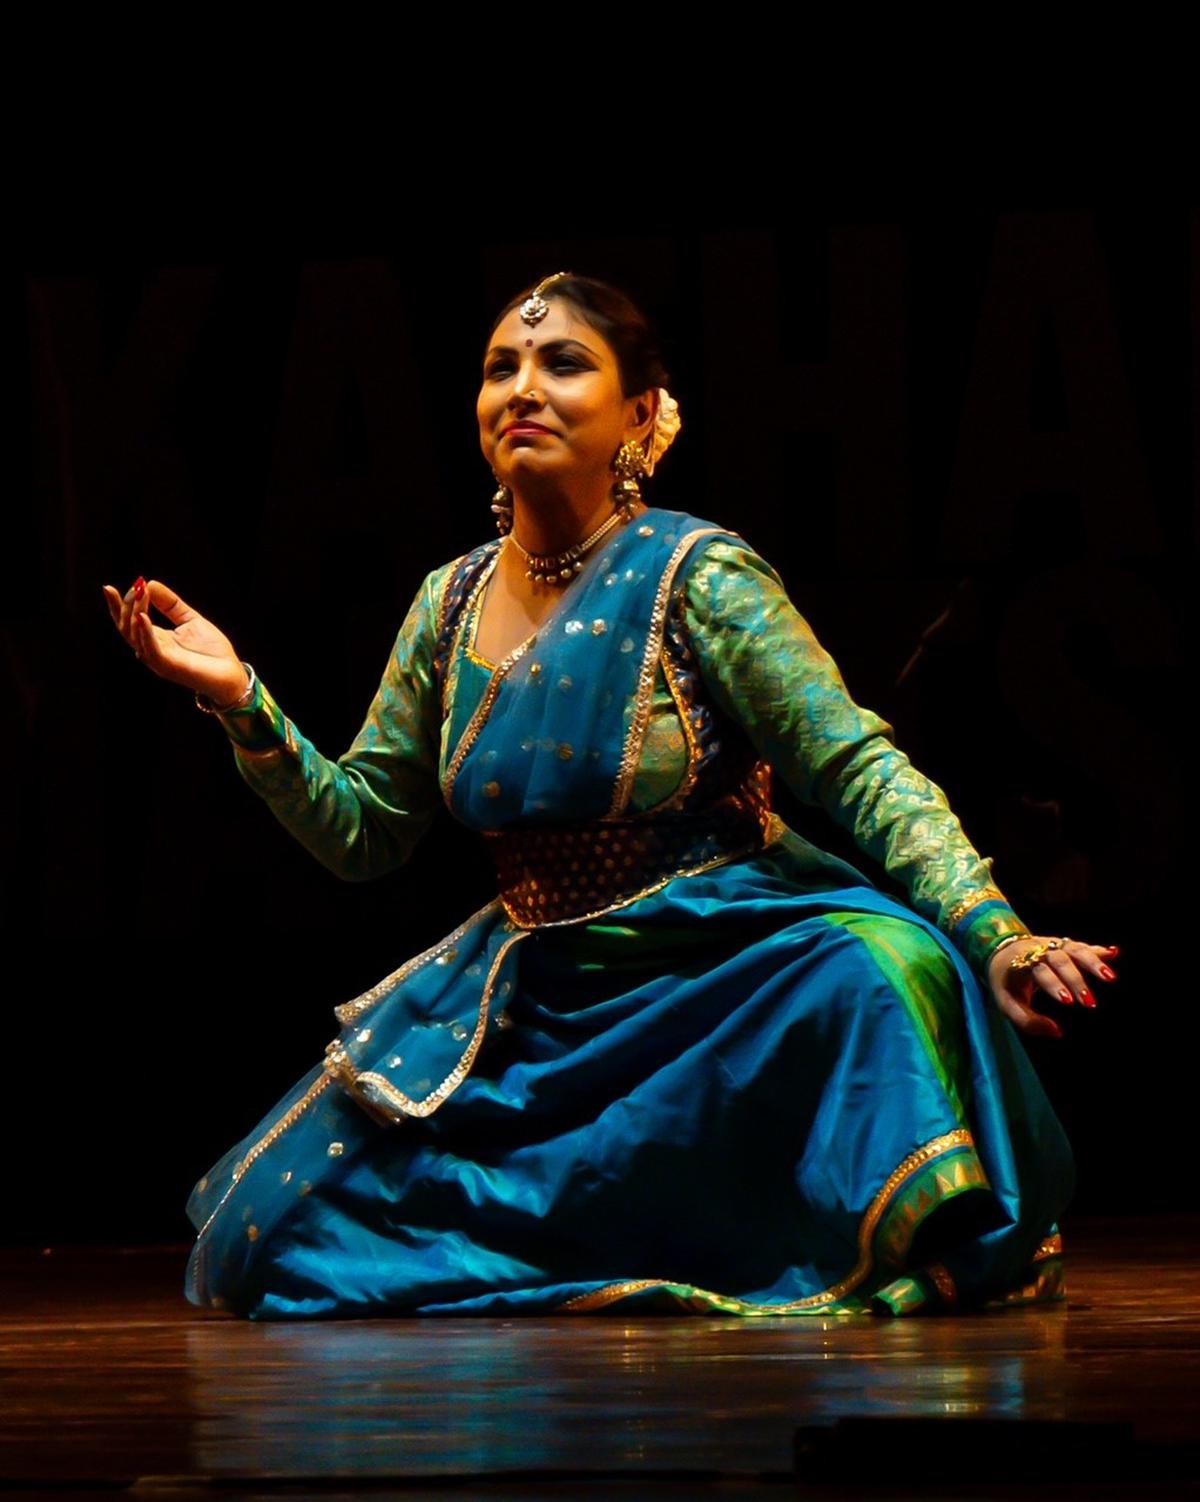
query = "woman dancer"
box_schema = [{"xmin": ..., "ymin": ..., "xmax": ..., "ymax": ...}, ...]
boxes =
[{"xmin": 103, "ymin": 272, "xmax": 1115, "ymax": 1319}]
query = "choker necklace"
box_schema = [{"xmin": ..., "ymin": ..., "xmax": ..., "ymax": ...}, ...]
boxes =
[{"xmin": 507, "ymin": 507, "xmax": 629, "ymax": 585}]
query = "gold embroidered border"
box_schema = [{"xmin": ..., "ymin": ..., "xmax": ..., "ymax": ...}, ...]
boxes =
[
  {"xmin": 436, "ymin": 549, "xmax": 473, "ymax": 641},
  {"xmin": 192, "ymin": 902, "xmax": 511, "ymax": 1254},
  {"xmin": 557, "ymin": 1127, "xmax": 978, "ymax": 1314},
  {"xmin": 192, "ymin": 1071, "xmax": 335, "ymax": 1245},
  {"xmin": 944, "ymin": 886, "xmax": 1008, "ymax": 929},
  {"xmin": 464, "ymin": 574, "xmax": 500, "ymax": 671},
  {"xmin": 440, "ymin": 550, "xmax": 503, "ymax": 727},
  {"xmin": 651, "ymin": 620, "xmax": 704, "ymax": 814},
  {"xmin": 333, "ymin": 899, "xmax": 502, "ymax": 1024},
  {"xmin": 465, "ymin": 645, "xmax": 498, "ymax": 672},
  {"xmin": 329, "ymin": 929, "xmax": 529, "ymax": 1122},
  {"xmin": 442, "ymin": 635, "xmax": 539, "ymax": 808},
  {"xmin": 609, "ymin": 528, "xmax": 730, "ymax": 818}
]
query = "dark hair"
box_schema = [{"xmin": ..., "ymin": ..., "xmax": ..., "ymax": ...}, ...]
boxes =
[{"xmin": 486, "ymin": 274, "xmax": 671, "ymax": 397}]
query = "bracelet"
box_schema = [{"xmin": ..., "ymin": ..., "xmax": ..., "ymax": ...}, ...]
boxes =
[
  {"xmin": 195, "ymin": 662, "xmax": 257, "ymax": 716},
  {"xmin": 986, "ymin": 932, "xmax": 1033, "ymax": 970},
  {"xmin": 990, "ymin": 933, "xmax": 1031, "ymax": 958}
]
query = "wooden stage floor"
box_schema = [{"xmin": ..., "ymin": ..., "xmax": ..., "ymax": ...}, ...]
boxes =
[{"xmin": 1, "ymin": 1216, "xmax": 1196, "ymax": 1500}]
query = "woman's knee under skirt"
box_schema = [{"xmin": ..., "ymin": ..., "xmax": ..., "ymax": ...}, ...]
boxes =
[{"xmin": 184, "ymin": 841, "xmax": 1075, "ymax": 1320}]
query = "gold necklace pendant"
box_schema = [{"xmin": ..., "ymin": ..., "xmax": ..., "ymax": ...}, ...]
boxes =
[{"xmin": 508, "ymin": 507, "xmax": 627, "ymax": 587}]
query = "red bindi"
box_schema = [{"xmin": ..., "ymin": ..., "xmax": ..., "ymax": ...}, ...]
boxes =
[{"xmin": 525, "ymin": 339, "xmax": 533, "ymax": 346}]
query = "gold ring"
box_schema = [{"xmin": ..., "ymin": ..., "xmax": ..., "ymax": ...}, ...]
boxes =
[{"xmin": 1007, "ymin": 943, "xmax": 1053, "ymax": 973}]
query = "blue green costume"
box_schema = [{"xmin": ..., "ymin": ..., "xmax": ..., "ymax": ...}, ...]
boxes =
[{"xmin": 184, "ymin": 508, "xmax": 1073, "ymax": 1319}]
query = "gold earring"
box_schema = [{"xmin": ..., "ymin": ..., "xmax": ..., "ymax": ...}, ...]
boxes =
[
  {"xmin": 611, "ymin": 439, "xmax": 648, "ymax": 513},
  {"xmin": 491, "ymin": 471, "xmax": 513, "ymax": 535}
]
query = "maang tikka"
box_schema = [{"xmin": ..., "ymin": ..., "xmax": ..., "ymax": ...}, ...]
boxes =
[{"xmin": 518, "ymin": 270, "xmax": 571, "ymax": 326}]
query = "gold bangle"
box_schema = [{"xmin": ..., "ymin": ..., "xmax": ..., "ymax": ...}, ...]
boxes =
[
  {"xmin": 989, "ymin": 933, "xmax": 1031, "ymax": 961},
  {"xmin": 195, "ymin": 662, "xmax": 257, "ymax": 716}
]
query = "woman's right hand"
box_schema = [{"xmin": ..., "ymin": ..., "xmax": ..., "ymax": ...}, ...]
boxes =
[{"xmin": 102, "ymin": 576, "xmax": 250, "ymax": 708}]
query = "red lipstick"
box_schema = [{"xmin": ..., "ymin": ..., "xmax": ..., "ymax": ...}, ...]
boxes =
[{"xmin": 503, "ymin": 421, "xmax": 554, "ymax": 436}]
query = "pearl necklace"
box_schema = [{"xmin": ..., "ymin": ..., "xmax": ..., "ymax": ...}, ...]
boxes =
[{"xmin": 506, "ymin": 507, "xmax": 628, "ymax": 585}]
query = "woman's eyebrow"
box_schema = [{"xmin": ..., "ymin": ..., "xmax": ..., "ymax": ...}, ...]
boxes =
[{"xmin": 484, "ymin": 338, "xmax": 601, "ymax": 360}]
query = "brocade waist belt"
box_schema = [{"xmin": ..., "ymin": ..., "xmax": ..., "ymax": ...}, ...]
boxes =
[{"xmin": 483, "ymin": 772, "xmax": 781, "ymax": 928}]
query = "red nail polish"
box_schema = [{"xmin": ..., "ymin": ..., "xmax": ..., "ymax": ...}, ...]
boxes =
[
  {"xmin": 1107, "ymin": 945, "xmax": 1120, "ymax": 956},
  {"xmin": 133, "ymin": 576, "xmax": 146, "ymax": 598},
  {"xmin": 1081, "ymin": 991, "xmax": 1096, "ymax": 1008},
  {"xmin": 1099, "ymin": 965, "xmax": 1117, "ymax": 981},
  {"xmin": 1058, "ymin": 989, "xmax": 1073, "ymax": 1003}
]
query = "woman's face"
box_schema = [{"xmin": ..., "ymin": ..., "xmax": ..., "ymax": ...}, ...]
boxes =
[{"xmin": 478, "ymin": 298, "xmax": 654, "ymax": 494}]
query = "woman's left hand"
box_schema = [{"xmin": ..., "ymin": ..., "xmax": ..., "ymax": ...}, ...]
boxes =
[{"xmin": 986, "ymin": 936, "xmax": 1119, "ymax": 1039}]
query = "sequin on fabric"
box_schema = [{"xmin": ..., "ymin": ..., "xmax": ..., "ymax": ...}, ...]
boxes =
[{"xmin": 209, "ymin": 533, "xmax": 1030, "ymax": 977}]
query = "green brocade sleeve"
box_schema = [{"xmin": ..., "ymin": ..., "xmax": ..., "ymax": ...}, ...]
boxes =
[
  {"xmin": 209, "ymin": 563, "xmax": 452, "ymax": 882},
  {"xmin": 681, "ymin": 539, "xmax": 1031, "ymax": 980}
]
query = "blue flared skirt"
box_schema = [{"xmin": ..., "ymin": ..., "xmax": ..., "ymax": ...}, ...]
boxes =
[{"xmin": 184, "ymin": 828, "xmax": 1074, "ymax": 1319}]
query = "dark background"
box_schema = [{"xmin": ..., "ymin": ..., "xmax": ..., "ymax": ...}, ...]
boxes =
[{"xmin": 8, "ymin": 208, "xmax": 1195, "ymax": 1244}]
